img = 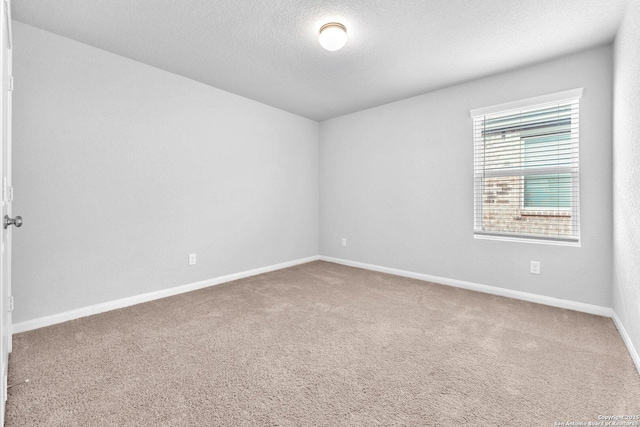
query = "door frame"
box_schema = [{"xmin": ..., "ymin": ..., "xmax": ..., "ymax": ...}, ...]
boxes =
[{"xmin": 0, "ymin": 0, "xmax": 12, "ymax": 424}]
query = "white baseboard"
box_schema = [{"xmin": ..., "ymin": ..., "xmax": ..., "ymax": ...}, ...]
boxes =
[
  {"xmin": 611, "ymin": 311, "xmax": 640, "ymax": 375},
  {"xmin": 319, "ymin": 256, "xmax": 613, "ymax": 317},
  {"xmin": 12, "ymin": 255, "xmax": 320, "ymax": 334}
]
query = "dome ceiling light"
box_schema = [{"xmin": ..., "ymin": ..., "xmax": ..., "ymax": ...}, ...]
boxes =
[{"xmin": 319, "ymin": 22, "xmax": 347, "ymax": 51}]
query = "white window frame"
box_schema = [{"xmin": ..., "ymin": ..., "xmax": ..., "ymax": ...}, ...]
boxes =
[{"xmin": 471, "ymin": 88, "xmax": 582, "ymax": 246}]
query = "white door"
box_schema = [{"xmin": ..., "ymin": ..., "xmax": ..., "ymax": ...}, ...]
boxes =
[{"xmin": 0, "ymin": 0, "xmax": 13, "ymax": 424}]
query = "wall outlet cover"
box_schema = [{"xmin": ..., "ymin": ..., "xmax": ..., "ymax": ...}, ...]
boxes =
[{"xmin": 530, "ymin": 261, "xmax": 541, "ymax": 275}]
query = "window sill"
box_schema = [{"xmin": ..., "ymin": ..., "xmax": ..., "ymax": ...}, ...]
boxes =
[{"xmin": 474, "ymin": 233, "xmax": 581, "ymax": 247}]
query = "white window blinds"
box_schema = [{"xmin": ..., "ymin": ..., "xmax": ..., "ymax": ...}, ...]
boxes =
[{"xmin": 471, "ymin": 89, "xmax": 582, "ymax": 244}]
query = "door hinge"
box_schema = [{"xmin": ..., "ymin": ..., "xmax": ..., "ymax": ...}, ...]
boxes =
[
  {"xmin": 2, "ymin": 182, "xmax": 12, "ymax": 203},
  {"xmin": 8, "ymin": 76, "xmax": 13, "ymax": 92},
  {"xmin": 8, "ymin": 296, "xmax": 13, "ymax": 312}
]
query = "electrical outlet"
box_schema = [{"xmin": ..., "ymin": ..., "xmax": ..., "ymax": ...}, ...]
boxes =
[
  {"xmin": 189, "ymin": 253, "xmax": 197, "ymax": 266},
  {"xmin": 530, "ymin": 261, "xmax": 541, "ymax": 275},
  {"xmin": 341, "ymin": 238, "xmax": 347, "ymax": 247}
]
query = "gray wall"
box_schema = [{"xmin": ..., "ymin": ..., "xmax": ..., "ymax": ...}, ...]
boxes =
[
  {"xmin": 613, "ymin": 0, "xmax": 640, "ymax": 357},
  {"xmin": 12, "ymin": 22, "xmax": 319, "ymax": 323},
  {"xmin": 320, "ymin": 46, "xmax": 613, "ymax": 307}
]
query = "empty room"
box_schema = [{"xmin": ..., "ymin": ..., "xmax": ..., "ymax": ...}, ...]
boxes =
[{"xmin": 0, "ymin": 0, "xmax": 638, "ymax": 425}]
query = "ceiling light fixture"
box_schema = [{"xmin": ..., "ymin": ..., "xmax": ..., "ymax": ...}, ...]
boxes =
[{"xmin": 319, "ymin": 22, "xmax": 347, "ymax": 51}]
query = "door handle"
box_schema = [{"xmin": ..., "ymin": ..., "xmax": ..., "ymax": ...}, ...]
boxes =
[{"xmin": 4, "ymin": 215, "xmax": 22, "ymax": 229}]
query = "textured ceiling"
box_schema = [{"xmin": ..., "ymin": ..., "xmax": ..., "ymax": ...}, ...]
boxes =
[{"xmin": 12, "ymin": 0, "xmax": 629, "ymax": 121}]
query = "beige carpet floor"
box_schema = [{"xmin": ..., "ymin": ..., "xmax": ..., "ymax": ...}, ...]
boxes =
[{"xmin": 6, "ymin": 261, "xmax": 640, "ymax": 426}]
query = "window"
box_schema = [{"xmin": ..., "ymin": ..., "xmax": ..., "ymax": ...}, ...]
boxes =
[{"xmin": 471, "ymin": 89, "xmax": 582, "ymax": 244}]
